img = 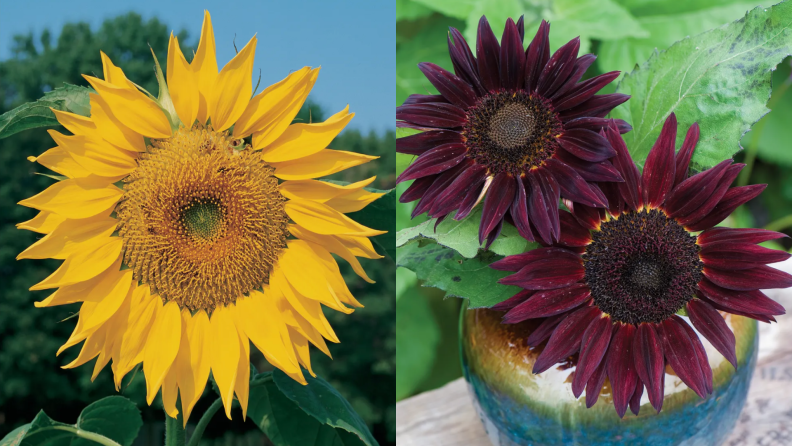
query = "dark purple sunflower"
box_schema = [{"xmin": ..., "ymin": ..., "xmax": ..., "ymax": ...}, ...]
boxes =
[
  {"xmin": 490, "ymin": 114, "xmax": 792, "ymax": 417},
  {"xmin": 396, "ymin": 16, "xmax": 631, "ymax": 247}
]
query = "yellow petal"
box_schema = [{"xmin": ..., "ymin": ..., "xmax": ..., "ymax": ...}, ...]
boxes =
[
  {"xmin": 192, "ymin": 10, "xmax": 218, "ymax": 124},
  {"xmin": 84, "ymin": 75, "xmax": 172, "ymax": 139},
  {"xmin": 34, "ymin": 147, "xmax": 92, "ymax": 179},
  {"xmin": 35, "ymin": 258, "xmax": 127, "ymax": 310},
  {"xmin": 209, "ymin": 305, "xmax": 240, "ymax": 419},
  {"xmin": 78, "ymin": 269, "xmax": 134, "ymax": 333},
  {"xmin": 19, "ymin": 214, "xmax": 117, "ymax": 260},
  {"xmin": 336, "ymin": 234, "xmax": 383, "ymax": 259},
  {"xmin": 324, "ymin": 188, "xmax": 385, "ymax": 214},
  {"xmin": 90, "ymin": 93, "xmax": 146, "ymax": 152},
  {"xmin": 114, "ymin": 285, "xmax": 159, "ymax": 388},
  {"xmin": 288, "ymin": 224, "xmax": 373, "ymax": 283},
  {"xmin": 17, "ymin": 211, "xmax": 66, "ymax": 234},
  {"xmin": 236, "ymin": 292, "xmax": 301, "ymax": 375},
  {"xmin": 30, "ymin": 237, "xmax": 123, "ymax": 290},
  {"xmin": 273, "ymin": 292, "xmax": 331, "ymax": 358},
  {"xmin": 63, "ymin": 324, "xmax": 107, "ymax": 369},
  {"xmin": 209, "ymin": 36, "xmax": 257, "ymax": 131},
  {"xmin": 261, "ymin": 106, "xmax": 353, "ymax": 163},
  {"xmin": 163, "ymin": 310, "xmax": 191, "ymax": 419},
  {"xmin": 48, "ymin": 130, "xmax": 137, "ymax": 177},
  {"xmin": 285, "ymin": 198, "xmax": 384, "ymax": 237},
  {"xmin": 305, "ymin": 242, "xmax": 362, "ymax": 308},
  {"xmin": 235, "ymin": 67, "xmax": 316, "ymax": 139},
  {"xmin": 51, "ymin": 109, "xmax": 97, "ymax": 136},
  {"xmin": 234, "ymin": 331, "xmax": 251, "ymax": 420},
  {"xmin": 100, "ymin": 51, "xmax": 137, "ymax": 89},
  {"xmin": 278, "ymin": 176, "xmax": 376, "ymax": 202},
  {"xmin": 279, "ymin": 240, "xmax": 353, "ymax": 313},
  {"xmin": 180, "ymin": 310, "xmax": 212, "ymax": 424},
  {"xmin": 167, "ymin": 33, "xmax": 198, "ymax": 128},
  {"xmin": 271, "ymin": 267, "xmax": 339, "ymax": 344},
  {"xmin": 271, "ymin": 149, "xmax": 377, "ymax": 180},
  {"xmin": 288, "ymin": 328, "xmax": 316, "ymax": 377},
  {"xmin": 144, "ymin": 300, "xmax": 182, "ymax": 405},
  {"xmin": 19, "ymin": 179, "xmax": 121, "ymax": 220}
]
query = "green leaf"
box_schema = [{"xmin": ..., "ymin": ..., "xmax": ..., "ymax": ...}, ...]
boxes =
[
  {"xmin": 396, "ymin": 207, "xmax": 538, "ymax": 258},
  {"xmin": 598, "ymin": 2, "xmax": 768, "ymax": 75},
  {"xmin": 396, "ymin": 240, "xmax": 520, "ymax": 308},
  {"xmin": 396, "ymin": 0, "xmax": 435, "ymax": 21},
  {"xmin": 0, "ymin": 84, "xmax": 93, "ymax": 139},
  {"xmin": 396, "ymin": 288, "xmax": 440, "ymax": 400},
  {"xmin": 749, "ymin": 58, "xmax": 792, "ymax": 166},
  {"xmin": 248, "ymin": 375, "xmax": 366, "ymax": 446},
  {"xmin": 409, "ymin": 0, "xmax": 476, "ymax": 19},
  {"xmin": 347, "ymin": 188, "xmax": 395, "ymax": 260},
  {"xmin": 617, "ymin": 0, "xmax": 761, "ymax": 17},
  {"xmin": 271, "ymin": 370, "xmax": 378, "ymax": 446},
  {"xmin": 395, "ymin": 267, "xmax": 417, "ymax": 302},
  {"xmin": 0, "ymin": 396, "xmax": 141, "ymax": 446},
  {"xmin": 611, "ymin": 2, "xmax": 792, "ymax": 170}
]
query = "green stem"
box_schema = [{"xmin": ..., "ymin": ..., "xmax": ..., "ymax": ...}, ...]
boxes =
[
  {"xmin": 165, "ymin": 410, "xmax": 185, "ymax": 446},
  {"xmin": 764, "ymin": 214, "xmax": 792, "ymax": 232},
  {"xmin": 186, "ymin": 398, "xmax": 224, "ymax": 446},
  {"xmin": 738, "ymin": 80, "xmax": 792, "ymax": 187},
  {"xmin": 51, "ymin": 426, "xmax": 122, "ymax": 446}
]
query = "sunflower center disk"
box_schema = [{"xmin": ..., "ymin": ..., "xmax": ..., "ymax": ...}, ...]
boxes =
[
  {"xmin": 583, "ymin": 209, "xmax": 703, "ymax": 324},
  {"xmin": 463, "ymin": 90, "xmax": 562, "ymax": 174},
  {"xmin": 117, "ymin": 126, "xmax": 289, "ymax": 313}
]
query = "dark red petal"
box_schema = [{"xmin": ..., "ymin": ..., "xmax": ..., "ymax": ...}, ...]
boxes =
[
  {"xmin": 491, "ymin": 289, "xmax": 534, "ymax": 311},
  {"xmin": 418, "ymin": 62, "xmax": 478, "ymax": 109},
  {"xmin": 510, "ymin": 176, "xmax": 534, "ymax": 241},
  {"xmin": 677, "ymin": 164, "xmax": 743, "ymax": 227},
  {"xmin": 448, "ymin": 27, "xmax": 486, "ymax": 96},
  {"xmin": 703, "ymin": 265, "xmax": 792, "ymax": 291},
  {"xmin": 526, "ymin": 172, "xmax": 559, "ymax": 244},
  {"xmin": 600, "ymin": 182, "xmax": 625, "ymax": 216},
  {"xmin": 396, "ymin": 130, "xmax": 463, "ymax": 156},
  {"xmin": 403, "ymin": 93, "xmax": 448, "ymax": 105},
  {"xmin": 537, "ymin": 37, "xmax": 580, "ymax": 97},
  {"xmin": 605, "ymin": 123, "xmax": 642, "ymax": 211},
  {"xmin": 537, "ymin": 169, "xmax": 561, "ymax": 240},
  {"xmin": 526, "ymin": 311, "xmax": 568, "ymax": 347},
  {"xmin": 606, "ymin": 323, "xmax": 638, "ymax": 419},
  {"xmin": 632, "ymin": 323, "xmax": 665, "ymax": 413},
  {"xmin": 664, "ymin": 160, "xmax": 731, "ymax": 219},
  {"xmin": 698, "ymin": 279, "xmax": 786, "ymax": 316},
  {"xmin": 503, "ymin": 283, "xmax": 591, "ymax": 322},
  {"xmin": 658, "ymin": 317, "xmax": 707, "ymax": 398},
  {"xmin": 697, "ymin": 227, "xmax": 788, "ymax": 246},
  {"xmin": 499, "ymin": 256, "xmax": 584, "ymax": 289},
  {"xmin": 499, "ymin": 18, "xmax": 525, "ymax": 91},
  {"xmin": 429, "ymin": 163, "xmax": 488, "ymax": 217},
  {"xmin": 479, "ymin": 172, "xmax": 517, "ymax": 244},
  {"xmin": 687, "ymin": 299, "xmax": 737, "ymax": 368},
  {"xmin": 476, "ymin": 16, "xmax": 501, "ymax": 92},
  {"xmin": 396, "ymin": 103, "xmax": 466, "ymax": 128},
  {"xmin": 565, "ymin": 117, "xmax": 632, "ymax": 134},
  {"xmin": 558, "ymin": 129, "xmax": 616, "ymax": 163},
  {"xmin": 558, "ymin": 211, "xmax": 593, "ymax": 248},
  {"xmin": 685, "ymin": 184, "xmax": 766, "ymax": 232},
  {"xmin": 572, "ymin": 313, "xmax": 613, "ymax": 398},
  {"xmin": 484, "ymin": 218, "xmax": 504, "ymax": 250},
  {"xmin": 544, "ymin": 159, "xmax": 607, "ymax": 208},
  {"xmin": 515, "ymin": 16, "xmax": 525, "ymax": 41},
  {"xmin": 554, "ymin": 71, "xmax": 621, "ymax": 112},
  {"xmin": 396, "ymin": 143, "xmax": 468, "ymax": 182},
  {"xmin": 674, "ymin": 123, "xmax": 700, "ymax": 187},
  {"xmin": 586, "ymin": 352, "xmax": 609, "ymax": 408},
  {"xmin": 630, "ymin": 379, "xmax": 644, "ymax": 416},
  {"xmin": 642, "ymin": 113, "xmax": 677, "ymax": 208},
  {"xmin": 399, "ymin": 176, "xmax": 435, "ymax": 203},
  {"xmin": 524, "ymin": 20, "xmax": 550, "ymax": 92},
  {"xmin": 411, "ymin": 161, "xmax": 471, "ymax": 217},
  {"xmin": 554, "ymin": 149, "xmax": 623, "ymax": 183},
  {"xmin": 560, "ymin": 94, "xmax": 630, "ymax": 120},
  {"xmin": 455, "ymin": 175, "xmax": 490, "ymax": 221},
  {"xmin": 700, "ymin": 241, "xmax": 791, "ymax": 270},
  {"xmin": 700, "ymin": 295, "xmax": 777, "ymax": 323},
  {"xmin": 678, "ymin": 317, "xmax": 714, "ymax": 395},
  {"xmin": 533, "ymin": 306, "xmax": 600, "ymax": 374},
  {"xmin": 550, "ymin": 54, "xmax": 598, "ymax": 100}
]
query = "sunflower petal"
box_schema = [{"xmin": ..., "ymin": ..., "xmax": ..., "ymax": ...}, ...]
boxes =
[
  {"xmin": 209, "ymin": 36, "xmax": 257, "ymax": 131},
  {"xmin": 262, "ymin": 106, "xmax": 353, "ymax": 163},
  {"xmin": 180, "ymin": 310, "xmax": 212, "ymax": 424},
  {"xmin": 289, "ymin": 224, "xmax": 374, "ymax": 283},
  {"xmin": 89, "ymin": 94, "xmax": 146, "ymax": 153},
  {"xmin": 17, "ymin": 211, "xmax": 66, "ymax": 234},
  {"xmin": 285, "ymin": 198, "xmax": 384, "ymax": 237},
  {"xmin": 84, "ymin": 75, "xmax": 171, "ymax": 139},
  {"xmin": 30, "ymin": 237, "xmax": 123, "ymax": 290},
  {"xmin": 167, "ymin": 33, "xmax": 198, "ymax": 127},
  {"xmin": 143, "ymin": 300, "xmax": 181, "ymax": 405},
  {"xmin": 237, "ymin": 67, "xmax": 316, "ymax": 140},
  {"xmin": 209, "ymin": 305, "xmax": 240, "ymax": 419},
  {"xmin": 19, "ymin": 179, "xmax": 121, "ymax": 220},
  {"xmin": 271, "ymin": 149, "xmax": 377, "ymax": 180},
  {"xmin": 33, "ymin": 146, "xmax": 92, "ymax": 179},
  {"xmin": 192, "ymin": 10, "xmax": 218, "ymax": 124}
]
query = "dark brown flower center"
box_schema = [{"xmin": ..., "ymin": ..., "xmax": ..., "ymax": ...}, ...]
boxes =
[
  {"xmin": 463, "ymin": 90, "xmax": 561, "ymax": 174},
  {"xmin": 583, "ymin": 209, "xmax": 703, "ymax": 324}
]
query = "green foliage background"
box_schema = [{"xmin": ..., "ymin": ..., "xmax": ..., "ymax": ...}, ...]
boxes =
[
  {"xmin": 396, "ymin": 0, "xmax": 792, "ymax": 402},
  {"xmin": 0, "ymin": 13, "xmax": 396, "ymax": 445}
]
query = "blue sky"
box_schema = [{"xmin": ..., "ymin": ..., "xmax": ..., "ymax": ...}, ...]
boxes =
[{"xmin": 0, "ymin": 0, "xmax": 394, "ymax": 132}]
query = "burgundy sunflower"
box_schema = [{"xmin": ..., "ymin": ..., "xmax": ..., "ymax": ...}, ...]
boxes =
[
  {"xmin": 490, "ymin": 114, "xmax": 792, "ymax": 417},
  {"xmin": 396, "ymin": 16, "xmax": 631, "ymax": 246}
]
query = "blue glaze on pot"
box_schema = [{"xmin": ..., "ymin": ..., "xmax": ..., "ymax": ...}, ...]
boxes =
[{"xmin": 460, "ymin": 307, "xmax": 758, "ymax": 446}]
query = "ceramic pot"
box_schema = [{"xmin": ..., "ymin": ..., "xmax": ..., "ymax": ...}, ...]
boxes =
[{"xmin": 460, "ymin": 305, "xmax": 758, "ymax": 446}]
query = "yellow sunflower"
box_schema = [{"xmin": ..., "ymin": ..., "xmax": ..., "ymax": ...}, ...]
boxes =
[{"xmin": 16, "ymin": 10, "xmax": 384, "ymax": 424}]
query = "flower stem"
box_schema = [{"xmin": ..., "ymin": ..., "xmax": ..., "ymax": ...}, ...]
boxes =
[
  {"xmin": 165, "ymin": 410, "xmax": 185, "ymax": 446},
  {"xmin": 186, "ymin": 398, "xmax": 223, "ymax": 446},
  {"xmin": 51, "ymin": 426, "xmax": 122, "ymax": 446}
]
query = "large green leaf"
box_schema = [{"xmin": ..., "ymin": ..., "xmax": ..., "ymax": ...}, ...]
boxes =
[
  {"xmin": 248, "ymin": 375, "xmax": 368, "ymax": 446},
  {"xmin": 397, "ymin": 240, "xmax": 520, "ymax": 308},
  {"xmin": 272, "ymin": 370, "xmax": 378, "ymax": 446},
  {"xmin": 611, "ymin": 2, "xmax": 792, "ymax": 170},
  {"xmin": 397, "ymin": 0, "xmax": 442, "ymax": 20},
  {"xmin": 396, "ymin": 287, "xmax": 440, "ymax": 399},
  {"xmin": 0, "ymin": 84, "xmax": 93, "ymax": 139},
  {"xmin": 396, "ymin": 207, "xmax": 537, "ymax": 258},
  {"xmin": 348, "ymin": 188, "xmax": 395, "ymax": 260},
  {"xmin": 0, "ymin": 396, "xmax": 142, "ymax": 446}
]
